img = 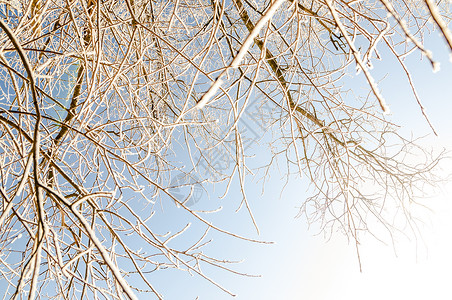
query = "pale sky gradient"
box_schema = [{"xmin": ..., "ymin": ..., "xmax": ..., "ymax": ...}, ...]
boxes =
[
  {"xmin": 253, "ymin": 32, "xmax": 452, "ymax": 300},
  {"xmin": 147, "ymin": 30, "xmax": 452, "ymax": 299},
  {"xmin": 205, "ymin": 33, "xmax": 452, "ymax": 300}
]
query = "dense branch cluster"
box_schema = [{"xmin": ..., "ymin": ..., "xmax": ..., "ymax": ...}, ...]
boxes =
[{"xmin": 0, "ymin": 0, "xmax": 449, "ymax": 298}]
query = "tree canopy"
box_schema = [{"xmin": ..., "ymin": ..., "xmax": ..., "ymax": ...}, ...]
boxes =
[{"xmin": 0, "ymin": 0, "xmax": 450, "ymax": 298}]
